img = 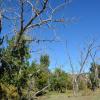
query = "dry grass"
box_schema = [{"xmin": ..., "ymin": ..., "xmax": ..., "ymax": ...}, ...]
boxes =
[{"xmin": 39, "ymin": 89, "xmax": 100, "ymax": 100}]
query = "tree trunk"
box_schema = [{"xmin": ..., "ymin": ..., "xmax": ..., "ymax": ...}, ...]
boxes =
[
  {"xmin": 17, "ymin": 86, "xmax": 22, "ymax": 99},
  {"xmin": 73, "ymin": 78, "xmax": 79, "ymax": 96}
]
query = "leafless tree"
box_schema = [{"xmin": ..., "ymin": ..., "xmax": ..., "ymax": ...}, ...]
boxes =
[
  {"xmin": 65, "ymin": 40, "xmax": 78, "ymax": 96},
  {"xmin": 65, "ymin": 40, "xmax": 95, "ymax": 96}
]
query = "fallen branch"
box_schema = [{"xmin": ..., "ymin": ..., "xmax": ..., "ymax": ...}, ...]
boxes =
[{"xmin": 33, "ymin": 84, "xmax": 50, "ymax": 97}]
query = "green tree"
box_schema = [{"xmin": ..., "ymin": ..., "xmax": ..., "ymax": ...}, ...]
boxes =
[
  {"xmin": 40, "ymin": 54, "xmax": 50, "ymax": 71},
  {"xmin": 50, "ymin": 68, "xmax": 68, "ymax": 93},
  {"xmin": 33, "ymin": 54, "xmax": 50, "ymax": 96},
  {"xmin": 0, "ymin": 35, "xmax": 31, "ymax": 99}
]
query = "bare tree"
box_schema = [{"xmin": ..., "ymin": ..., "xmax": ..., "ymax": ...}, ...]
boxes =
[
  {"xmin": 65, "ymin": 40, "xmax": 78, "ymax": 96},
  {"xmin": 65, "ymin": 40, "xmax": 95, "ymax": 96}
]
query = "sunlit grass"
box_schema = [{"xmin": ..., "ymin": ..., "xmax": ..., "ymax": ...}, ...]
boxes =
[{"xmin": 39, "ymin": 89, "xmax": 100, "ymax": 100}]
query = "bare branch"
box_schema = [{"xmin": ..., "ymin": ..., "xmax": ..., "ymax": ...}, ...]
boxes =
[
  {"xmin": 16, "ymin": 0, "xmax": 48, "ymax": 45},
  {"xmin": 33, "ymin": 84, "xmax": 50, "ymax": 97},
  {"xmin": 79, "ymin": 41, "xmax": 94, "ymax": 74},
  {"xmin": 20, "ymin": 0, "xmax": 24, "ymax": 31},
  {"xmin": 27, "ymin": 18, "xmax": 64, "ymax": 29},
  {"xmin": 65, "ymin": 40, "xmax": 74, "ymax": 74}
]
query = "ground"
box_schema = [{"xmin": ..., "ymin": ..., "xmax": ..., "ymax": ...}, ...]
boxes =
[
  {"xmin": 39, "ymin": 89, "xmax": 100, "ymax": 100},
  {"xmin": 40, "ymin": 94, "xmax": 100, "ymax": 100}
]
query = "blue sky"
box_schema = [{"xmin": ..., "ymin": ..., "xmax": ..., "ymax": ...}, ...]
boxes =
[
  {"xmin": 1, "ymin": 0, "xmax": 100, "ymax": 73},
  {"xmin": 40, "ymin": 0, "xmax": 100, "ymax": 72}
]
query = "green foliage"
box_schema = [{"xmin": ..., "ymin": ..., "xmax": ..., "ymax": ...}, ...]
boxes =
[
  {"xmin": 35, "ymin": 71, "xmax": 49, "ymax": 90},
  {"xmin": 1, "ymin": 33, "xmax": 100, "ymax": 99},
  {"xmin": 66, "ymin": 75, "xmax": 73, "ymax": 90},
  {"xmin": 0, "ymin": 35, "xmax": 31, "ymax": 99},
  {"xmin": 40, "ymin": 54, "xmax": 50, "ymax": 68},
  {"xmin": 50, "ymin": 68, "xmax": 68, "ymax": 93},
  {"xmin": 79, "ymin": 79, "xmax": 87, "ymax": 90},
  {"xmin": 34, "ymin": 54, "xmax": 50, "ymax": 91},
  {"xmin": 89, "ymin": 63, "xmax": 100, "ymax": 90}
]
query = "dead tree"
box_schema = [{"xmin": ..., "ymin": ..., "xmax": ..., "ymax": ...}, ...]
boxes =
[
  {"xmin": 65, "ymin": 40, "xmax": 95, "ymax": 96},
  {"xmin": 65, "ymin": 40, "xmax": 78, "ymax": 96}
]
